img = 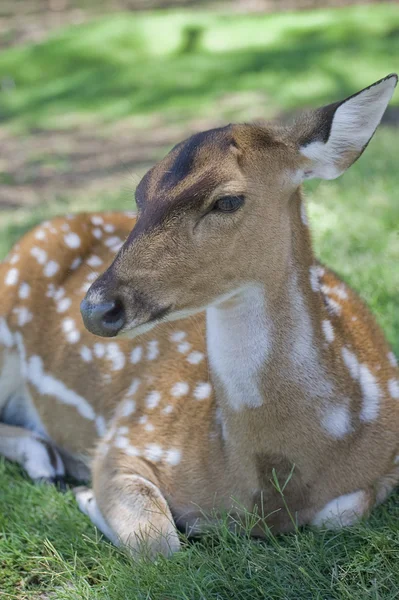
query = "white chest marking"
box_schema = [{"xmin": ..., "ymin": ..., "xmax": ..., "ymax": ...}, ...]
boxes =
[{"xmin": 206, "ymin": 286, "xmax": 270, "ymax": 411}]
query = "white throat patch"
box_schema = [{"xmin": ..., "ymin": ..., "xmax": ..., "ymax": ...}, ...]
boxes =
[{"xmin": 206, "ymin": 285, "xmax": 271, "ymax": 411}]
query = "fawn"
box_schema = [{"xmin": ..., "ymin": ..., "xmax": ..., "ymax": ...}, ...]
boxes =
[{"xmin": 0, "ymin": 75, "xmax": 398, "ymax": 558}]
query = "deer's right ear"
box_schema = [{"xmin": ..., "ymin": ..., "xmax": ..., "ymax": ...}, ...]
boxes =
[{"xmin": 295, "ymin": 74, "xmax": 397, "ymax": 180}]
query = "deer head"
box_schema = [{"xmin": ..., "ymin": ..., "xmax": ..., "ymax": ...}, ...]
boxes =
[{"xmin": 80, "ymin": 75, "xmax": 397, "ymax": 338}]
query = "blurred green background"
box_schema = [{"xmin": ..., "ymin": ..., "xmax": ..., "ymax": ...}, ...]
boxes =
[{"xmin": 0, "ymin": 1, "xmax": 398, "ymax": 599}]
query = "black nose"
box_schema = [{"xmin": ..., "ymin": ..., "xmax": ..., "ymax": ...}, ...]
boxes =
[{"xmin": 80, "ymin": 298, "xmax": 125, "ymax": 337}]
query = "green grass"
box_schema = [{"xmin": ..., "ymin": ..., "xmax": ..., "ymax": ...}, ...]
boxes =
[
  {"xmin": 0, "ymin": 4, "xmax": 399, "ymax": 131},
  {"xmin": 1, "ymin": 3, "xmax": 399, "ymax": 599},
  {"xmin": 1, "ymin": 460, "xmax": 399, "ymax": 599}
]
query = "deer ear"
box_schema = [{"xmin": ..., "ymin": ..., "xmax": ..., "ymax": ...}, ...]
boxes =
[{"xmin": 296, "ymin": 74, "xmax": 397, "ymax": 180}]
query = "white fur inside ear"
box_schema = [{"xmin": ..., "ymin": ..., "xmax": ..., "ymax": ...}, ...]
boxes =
[{"xmin": 300, "ymin": 75, "xmax": 397, "ymax": 179}]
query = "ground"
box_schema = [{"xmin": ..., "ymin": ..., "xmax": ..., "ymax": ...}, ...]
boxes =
[{"xmin": 0, "ymin": 3, "xmax": 398, "ymax": 599}]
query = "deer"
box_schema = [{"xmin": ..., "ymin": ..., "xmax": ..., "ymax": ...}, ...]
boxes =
[{"xmin": 0, "ymin": 74, "xmax": 398, "ymax": 559}]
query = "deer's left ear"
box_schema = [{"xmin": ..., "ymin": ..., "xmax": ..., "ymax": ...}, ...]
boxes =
[{"xmin": 296, "ymin": 74, "xmax": 397, "ymax": 180}]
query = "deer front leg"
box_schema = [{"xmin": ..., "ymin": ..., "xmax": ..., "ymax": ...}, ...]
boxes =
[
  {"xmin": 0, "ymin": 422, "xmax": 65, "ymax": 484},
  {"xmin": 74, "ymin": 470, "xmax": 180, "ymax": 559}
]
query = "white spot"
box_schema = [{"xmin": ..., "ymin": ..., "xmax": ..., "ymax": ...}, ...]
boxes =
[
  {"xmin": 95, "ymin": 415, "xmax": 107, "ymax": 437},
  {"xmin": 322, "ymin": 320, "xmax": 334, "ymax": 343},
  {"xmin": 332, "ymin": 285, "xmax": 348, "ymax": 300},
  {"xmin": 125, "ymin": 445, "xmax": 141, "ymax": 457},
  {"xmin": 34, "ymin": 229, "xmax": 46, "ymax": 240},
  {"xmin": 341, "ymin": 347, "xmax": 359, "ymax": 380},
  {"xmin": 117, "ymin": 426, "xmax": 129, "ymax": 435},
  {"xmin": 10, "ymin": 254, "xmax": 19, "ymax": 265},
  {"xmin": 321, "ymin": 404, "xmax": 352, "ymax": 438},
  {"xmin": 138, "ymin": 415, "xmax": 148, "ymax": 425},
  {"xmin": 13, "ymin": 307, "xmax": 33, "ymax": 327},
  {"xmin": 144, "ymin": 443, "xmax": 163, "ymax": 463},
  {"xmin": 86, "ymin": 271, "xmax": 99, "ymax": 282},
  {"xmin": 388, "ymin": 379, "xmax": 399, "ymax": 400},
  {"xmin": 394, "ymin": 455, "xmax": 399, "ymax": 465},
  {"xmin": 62, "ymin": 318, "xmax": 80, "ymax": 344},
  {"xmin": 145, "ymin": 391, "xmax": 161, "ymax": 410},
  {"xmin": 341, "ymin": 348, "xmax": 380, "ymax": 421},
  {"xmin": 61, "ymin": 223, "xmax": 70, "ymax": 232},
  {"xmin": 15, "ymin": 335, "xmax": 95, "ymax": 421},
  {"xmin": 30, "ymin": 247, "xmax": 47, "ymax": 265},
  {"xmin": 187, "ymin": 351, "xmax": 204, "ymax": 364},
  {"xmin": 130, "ymin": 346, "xmax": 142, "ymax": 364},
  {"xmin": 114, "ymin": 436, "xmax": 129, "ymax": 449},
  {"xmin": 388, "ymin": 352, "xmax": 398, "ymax": 368},
  {"xmin": 312, "ymin": 491, "xmax": 367, "ymax": 528},
  {"xmin": 91, "ymin": 215, "xmax": 104, "ymax": 226},
  {"xmin": 352, "ymin": 316, "xmax": 357, "ymax": 322},
  {"xmin": 5, "ymin": 268, "xmax": 19, "ymax": 286},
  {"xmin": 127, "ymin": 378, "xmax": 140, "ymax": 397},
  {"xmin": 51, "ymin": 287, "xmax": 64, "ymax": 301},
  {"xmin": 0, "ymin": 318, "xmax": 14, "ymax": 347},
  {"xmin": 92, "ymin": 228, "xmax": 102, "ymax": 239},
  {"xmin": 215, "ymin": 407, "xmax": 228, "ymax": 440},
  {"xmin": 171, "ymin": 382, "xmax": 189, "ymax": 398},
  {"xmin": 164, "ymin": 449, "xmax": 182, "ymax": 466},
  {"xmin": 44, "ymin": 260, "xmax": 59, "ymax": 277},
  {"xmin": 94, "ymin": 343, "xmax": 105, "ymax": 358},
  {"xmin": 106, "ymin": 342, "xmax": 125, "ymax": 371},
  {"xmin": 104, "ymin": 224, "xmax": 115, "ymax": 233},
  {"xmin": 300, "ymin": 201, "xmax": 308, "ymax": 226},
  {"xmin": 146, "ymin": 340, "xmax": 159, "ymax": 361},
  {"xmin": 144, "ymin": 423, "xmax": 155, "ymax": 432},
  {"xmin": 104, "ymin": 236, "xmax": 122, "ymax": 247},
  {"xmin": 70, "ymin": 257, "xmax": 82, "ymax": 270},
  {"xmin": 80, "ymin": 346, "xmax": 92, "ymax": 362},
  {"xmin": 162, "ymin": 404, "xmax": 173, "ymax": 415},
  {"xmin": 18, "ymin": 283, "xmax": 30, "ymax": 299},
  {"xmin": 170, "ymin": 331, "xmax": 186, "ymax": 342},
  {"xmin": 62, "ymin": 318, "xmax": 75, "ymax": 333},
  {"xmin": 309, "ymin": 265, "xmax": 325, "ymax": 293},
  {"xmin": 66, "ymin": 330, "xmax": 80, "ymax": 344},
  {"xmin": 359, "ymin": 364, "xmax": 380, "ymax": 422},
  {"xmin": 57, "ymin": 297, "xmax": 72, "ymax": 313},
  {"xmin": 324, "ymin": 296, "xmax": 342, "ymax": 316},
  {"xmin": 193, "ymin": 382, "xmax": 212, "ymax": 400},
  {"xmin": 80, "ymin": 282, "xmax": 91, "ymax": 293},
  {"xmin": 64, "ymin": 232, "xmax": 81, "ymax": 248},
  {"xmin": 119, "ymin": 399, "xmax": 136, "ymax": 417},
  {"xmin": 177, "ymin": 341, "xmax": 191, "ymax": 354},
  {"xmin": 87, "ymin": 255, "xmax": 103, "ymax": 268}
]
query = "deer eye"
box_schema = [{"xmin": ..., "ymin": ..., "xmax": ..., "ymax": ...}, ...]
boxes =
[{"xmin": 212, "ymin": 195, "xmax": 244, "ymax": 213}]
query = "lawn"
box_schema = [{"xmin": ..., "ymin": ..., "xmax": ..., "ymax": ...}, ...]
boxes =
[{"xmin": 0, "ymin": 3, "xmax": 399, "ymax": 599}]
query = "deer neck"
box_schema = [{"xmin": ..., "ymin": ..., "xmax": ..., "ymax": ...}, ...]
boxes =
[{"xmin": 206, "ymin": 196, "xmax": 332, "ymax": 455}]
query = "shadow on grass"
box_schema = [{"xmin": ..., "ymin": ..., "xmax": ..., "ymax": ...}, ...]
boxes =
[{"xmin": 1, "ymin": 10, "xmax": 399, "ymax": 129}]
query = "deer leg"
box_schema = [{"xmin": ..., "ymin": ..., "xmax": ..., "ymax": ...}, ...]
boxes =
[
  {"xmin": 74, "ymin": 472, "xmax": 180, "ymax": 559},
  {"xmin": 0, "ymin": 422, "xmax": 65, "ymax": 484}
]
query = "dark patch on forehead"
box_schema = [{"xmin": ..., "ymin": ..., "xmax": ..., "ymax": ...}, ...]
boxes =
[{"xmin": 160, "ymin": 125, "xmax": 232, "ymax": 190}]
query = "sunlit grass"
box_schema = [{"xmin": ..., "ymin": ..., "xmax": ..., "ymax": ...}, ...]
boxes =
[{"xmin": 0, "ymin": 4, "xmax": 398, "ymax": 131}]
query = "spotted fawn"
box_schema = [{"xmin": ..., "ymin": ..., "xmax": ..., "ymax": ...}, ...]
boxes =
[{"xmin": 0, "ymin": 75, "xmax": 398, "ymax": 558}]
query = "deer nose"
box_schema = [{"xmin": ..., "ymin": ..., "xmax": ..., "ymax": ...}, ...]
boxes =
[{"xmin": 80, "ymin": 298, "xmax": 126, "ymax": 337}]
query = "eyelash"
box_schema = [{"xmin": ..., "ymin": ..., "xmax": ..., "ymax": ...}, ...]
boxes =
[{"xmin": 212, "ymin": 195, "xmax": 245, "ymax": 213}]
